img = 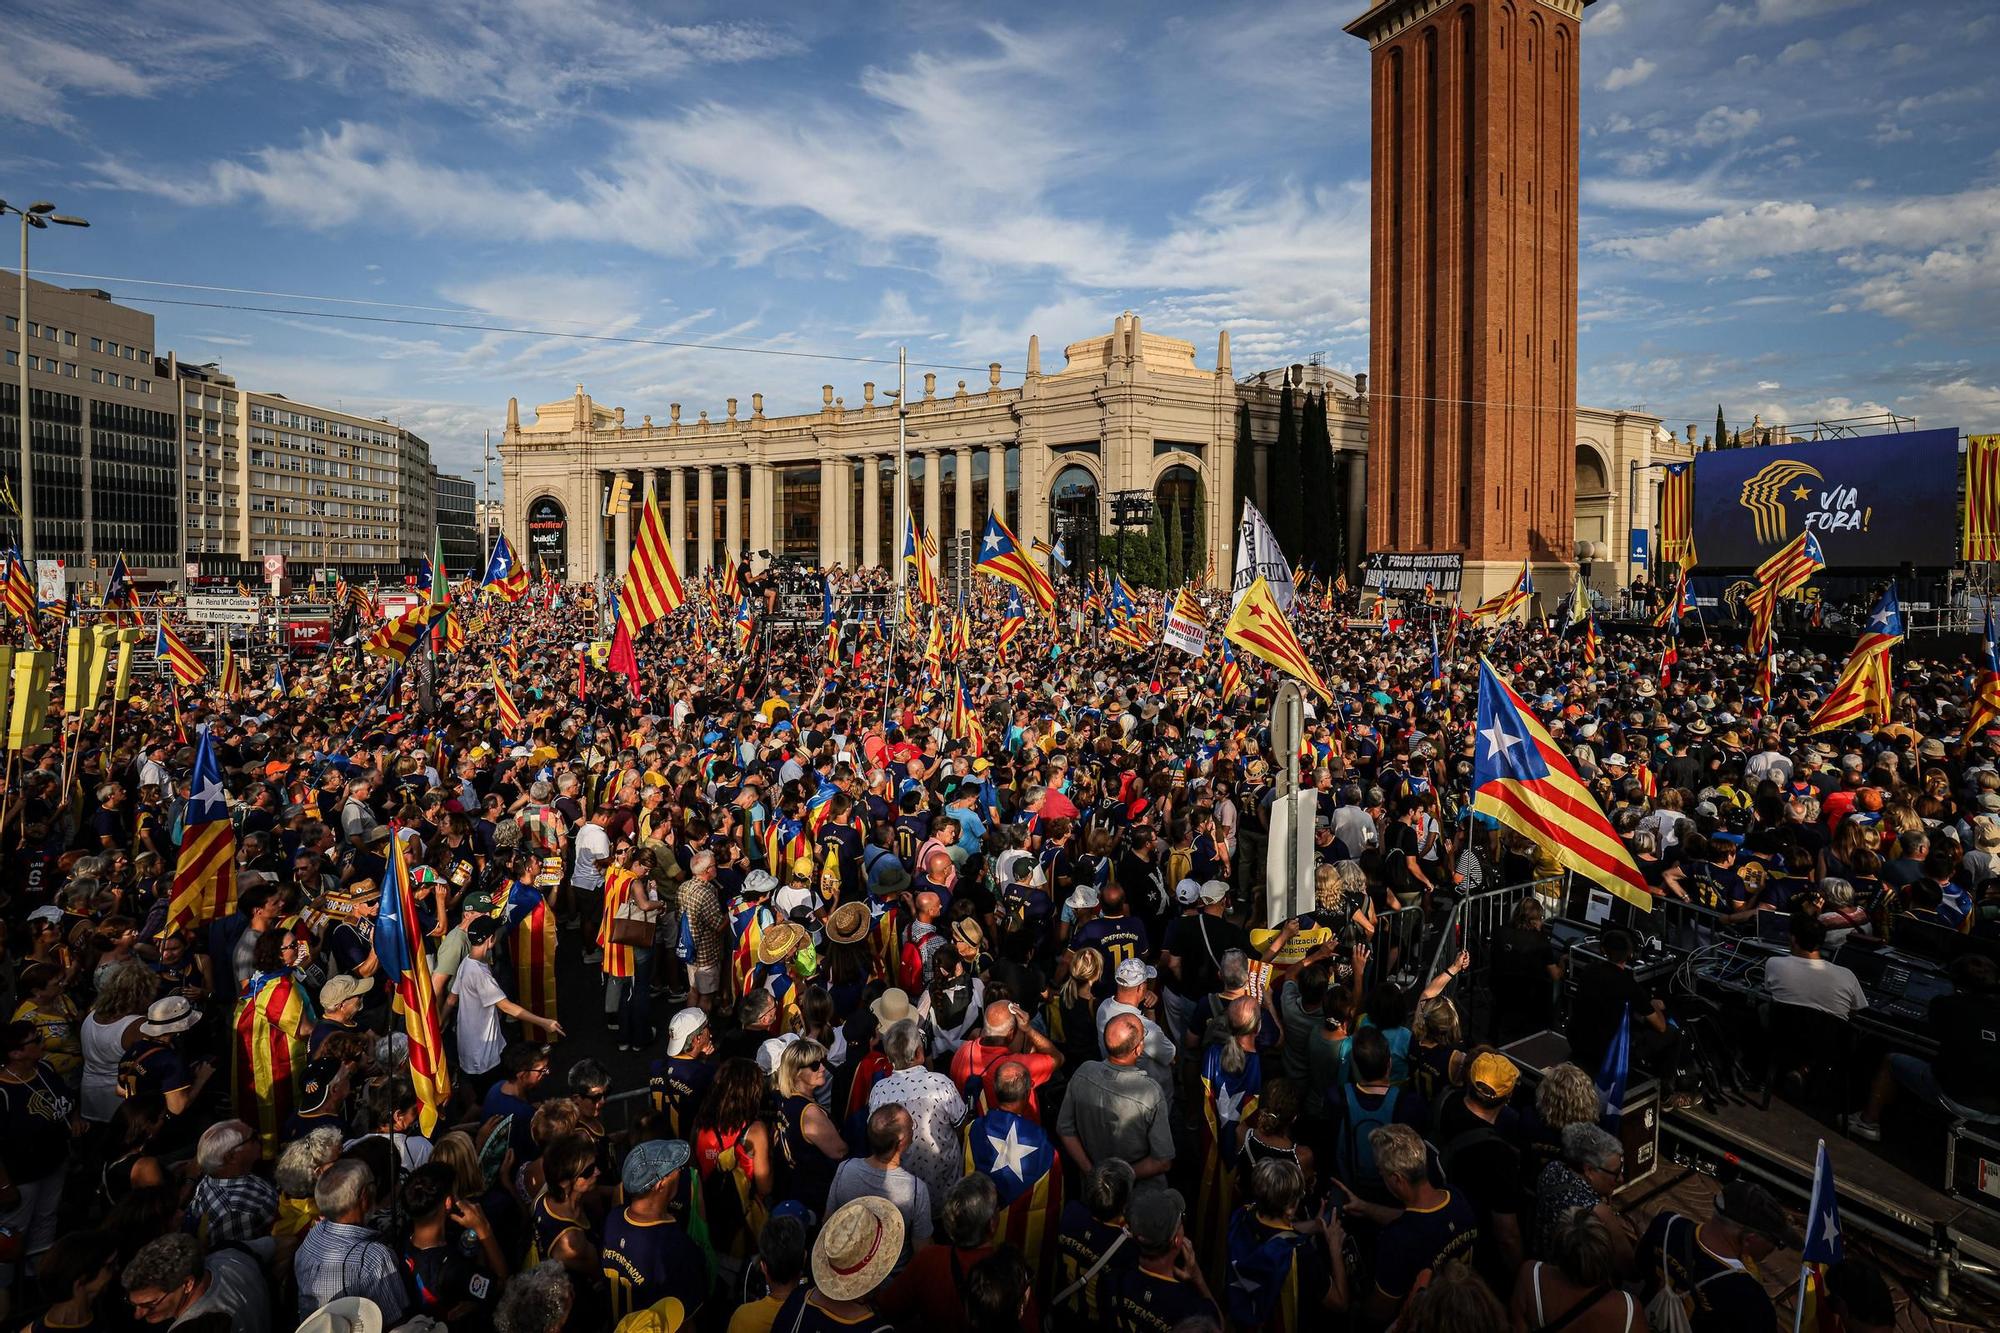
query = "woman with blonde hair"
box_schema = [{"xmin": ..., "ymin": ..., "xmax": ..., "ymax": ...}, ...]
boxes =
[
  {"xmin": 1521, "ymin": 1062, "xmax": 1603, "ymax": 1188},
  {"xmin": 1044, "ymin": 948, "xmax": 1102, "ymax": 1068},
  {"xmin": 1409, "ymin": 997, "xmax": 1468, "ymax": 1104},
  {"xmin": 79, "ymin": 961, "xmax": 155, "ymax": 1125},
  {"xmin": 773, "ymin": 1037, "xmax": 846, "ymax": 1213}
]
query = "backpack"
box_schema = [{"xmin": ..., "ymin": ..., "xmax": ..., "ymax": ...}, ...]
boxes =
[
  {"xmin": 1644, "ymin": 1216, "xmax": 1756, "ymax": 1333},
  {"xmin": 897, "ymin": 937, "xmax": 926, "ymax": 995},
  {"xmin": 1225, "ymin": 1216, "xmax": 1311, "ymax": 1327},
  {"xmin": 1334, "ymin": 1084, "xmax": 1400, "ymax": 1187},
  {"xmin": 1165, "ymin": 845, "xmax": 1195, "ymax": 890}
]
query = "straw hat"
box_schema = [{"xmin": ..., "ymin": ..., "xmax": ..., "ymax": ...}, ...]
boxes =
[
  {"xmin": 296, "ymin": 1298, "xmax": 383, "ymax": 1333},
  {"xmin": 812, "ymin": 1197, "xmax": 905, "ymax": 1301},
  {"xmin": 825, "ymin": 902, "xmax": 871, "ymax": 945},
  {"xmin": 756, "ymin": 920, "xmax": 807, "ymax": 966}
]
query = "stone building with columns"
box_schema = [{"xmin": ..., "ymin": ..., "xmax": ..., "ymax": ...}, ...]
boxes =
[
  {"xmin": 499, "ymin": 309, "xmax": 1675, "ymax": 595},
  {"xmin": 500, "ymin": 314, "xmax": 1370, "ymax": 587}
]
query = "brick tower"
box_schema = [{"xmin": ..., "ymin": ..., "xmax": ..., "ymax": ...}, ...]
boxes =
[{"xmin": 1346, "ymin": 0, "xmax": 1587, "ymax": 602}]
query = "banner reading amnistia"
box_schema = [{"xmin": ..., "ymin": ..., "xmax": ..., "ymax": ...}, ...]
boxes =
[{"xmin": 1364, "ymin": 552, "xmax": 1465, "ymax": 596}]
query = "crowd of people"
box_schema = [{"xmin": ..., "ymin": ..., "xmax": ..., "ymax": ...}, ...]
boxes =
[{"xmin": 0, "ymin": 559, "xmax": 1992, "ymax": 1333}]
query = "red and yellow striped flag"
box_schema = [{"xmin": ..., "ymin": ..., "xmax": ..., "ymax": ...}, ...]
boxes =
[
  {"xmin": 494, "ymin": 667, "xmax": 523, "ymax": 732},
  {"xmin": 438, "ymin": 611, "xmax": 466, "ymax": 654},
  {"xmin": 511, "ymin": 891, "xmax": 557, "ymax": 1022},
  {"xmin": 598, "ymin": 865, "xmax": 641, "ymax": 979},
  {"xmin": 1967, "ymin": 435, "xmax": 2000, "ymax": 563},
  {"xmin": 216, "ymin": 639, "xmax": 242, "ymax": 699},
  {"xmin": 617, "ymin": 489, "xmax": 686, "ymax": 636},
  {"xmin": 155, "ymin": 621, "xmax": 208, "ymax": 687}
]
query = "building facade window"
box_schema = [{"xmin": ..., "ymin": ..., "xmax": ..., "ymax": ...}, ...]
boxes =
[{"xmin": 775, "ymin": 465, "xmax": 821, "ymax": 559}]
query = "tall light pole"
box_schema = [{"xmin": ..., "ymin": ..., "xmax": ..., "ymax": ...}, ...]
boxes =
[
  {"xmin": 1, "ymin": 199, "xmax": 89, "ymax": 563},
  {"xmin": 482, "ymin": 427, "xmax": 494, "ymax": 569}
]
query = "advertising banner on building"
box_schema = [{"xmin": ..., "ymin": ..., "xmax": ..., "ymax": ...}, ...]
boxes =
[
  {"xmin": 1232, "ymin": 500, "xmax": 1295, "ymax": 614},
  {"xmin": 1690, "ymin": 428, "xmax": 1959, "ymax": 569},
  {"xmin": 1363, "ymin": 552, "xmax": 1465, "ymax": 596}
]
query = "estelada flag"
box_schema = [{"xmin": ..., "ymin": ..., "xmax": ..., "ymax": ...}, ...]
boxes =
[
  {"xmin": 481, "ymin": 535, "xmax": 532, "ymax": 602},
  {"xmin": 975, "ymin": 514, "xmax": 1056, "ymax": 612},
  {"xmin": 1223, "ymin": 576, "xmax": 1329, "ymax": 702},
  {"xmin": 996, "ymin": 588, "xmax": 1026, "ymax": 659},
  {"xmin": 904, "ymin": 512, "xmax": 940, "ymax": 607},
  {"xmin": 155, "ymin": 620, "xmax": 208, "ymax": 687},
  {"xmin": 1471, "ymin": 657, "xmax": 1651, "ymax": 908},
  {"xmin": 963, "ymin": 1104, "xmax": 1063, "ymax": 1285},
  {"xmin": 1194, "ymin": 1041, "xmax": 1261, "ymax": 1259},
  {"xmin": 162, "ymin": 728, "xmax": 237, "ymax": 935},
  {"xmin": 364, "ymin": 605, "xmax": 445, "ymax": 663},
  {"xmin": 217, "ymin": 639, "xmax": 242, "ymax": 699},
  {"xmin": 377, "ymin": 826, "xmax": 451, "ymax": 1133}
]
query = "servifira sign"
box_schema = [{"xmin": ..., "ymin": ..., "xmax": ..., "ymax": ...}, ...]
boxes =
[
  {"xmin": 526, "ymin": 496, "xmax": 567, "ymax": 572},
  {"xmin": 1364, "ymin": 552, "xmax": 1464, "ymax": 595},
  {"xmin": 1689, "ymin": 427, "xmax": 1959, "ymax": 569}
]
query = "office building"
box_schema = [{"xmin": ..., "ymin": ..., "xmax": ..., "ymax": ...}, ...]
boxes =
[{"xmin": 434, "ymin": 471, "xmax": 481, "ymax": 577}]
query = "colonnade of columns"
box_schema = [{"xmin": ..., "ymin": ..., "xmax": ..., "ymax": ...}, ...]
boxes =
[{"xmin": 595, "ymin": 442, "xmax": 1014, "ymax": 580}]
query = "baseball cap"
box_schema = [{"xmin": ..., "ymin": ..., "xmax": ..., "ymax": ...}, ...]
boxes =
[
  {"xmin": 1467, "ymin": 1051, "xmax": 1519, "ymax": 1101},
  {"xmin": 1198, "ymin": 879, "xmax": 1230, "ymax": 904},
  {"xmin": 465, "ymin": 916, "xmax": 503, "ymax": 945},
  {"xmin": 1114, "ymin": 957, "xmax": 1157, "ymax": 988},
  {"xmin": 1126, "ymin": 1188, "xmax": 1188, "ymax": 1249},
  {"xmin": 1174, "ymin": 878, "xmax": 1202, "ymax": 906},
  {"xmin": 664, "ymin": 1007, "xmax": 708, "ymax": 1057},
  {"xmin": 1713, "ymin": 1180, "xmax": 1799, "ymax": 1248},
  {"xmin": 26, "ymin": 905, "xmax": 61, "ymax": 928},
  {"xmin": 319, "ymin": 974, "xmax": 375, "ymax": 1012},
  {"xmin": 741, "ymin": 869, "xmax": 778, "ymax": 898},
  {"xmin": 297, "ymin": 1057, "xmax": 343, "ymax": 1113},
  {"xmin": 621, "ymin": 1138, "xmax": 692, "ymax": 1195}
]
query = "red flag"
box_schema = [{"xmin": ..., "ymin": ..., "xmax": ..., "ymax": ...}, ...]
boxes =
[{"xmin": 607, "ymin": 620, "xmax": 643, "ymax": 697}]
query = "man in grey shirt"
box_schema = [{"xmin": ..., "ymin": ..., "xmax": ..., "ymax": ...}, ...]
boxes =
[
  {"xmin": 827, "ymin": 1104, "xmax": 935, "ymax": 1266},
  {"xmin": 1057, "ymin": 1013, "xmax": 1177, "ymax": 1193}
]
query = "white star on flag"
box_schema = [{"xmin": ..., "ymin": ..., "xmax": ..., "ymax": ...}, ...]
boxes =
[
  {"xmin": 1480, "ymin": 722, "xmax": 1522, "ymax": 763},
  {"xmin": 983, "ymin": 532, "xmax": 1002, "ymax": 552},
  {"xmin": 986, "ymin": 1120, "xmax": 1033, "ymax": 1178},
  {"xmin": 193, "ymin": 778, "xmax": 226, "ymax": 809},
  {"xmin": 1213, "ymin": 1083, "xmax": 1245, "ymax": 1124}
]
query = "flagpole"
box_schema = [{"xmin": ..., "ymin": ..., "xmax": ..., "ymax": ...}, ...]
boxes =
[{"xmin": 887, "ymin": 346, "xmax": 908, "ymax": 728}]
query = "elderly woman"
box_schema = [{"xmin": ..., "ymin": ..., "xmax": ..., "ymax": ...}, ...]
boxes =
[
  {"xmin": 1532, "ymin": 1122, "xmax": 1633, "ymax": 1275},
  {"xmin": 79, "ymin": 962, "xmax": 157, "ymax": 1125}
]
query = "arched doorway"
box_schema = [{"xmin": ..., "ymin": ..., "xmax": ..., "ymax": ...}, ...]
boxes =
[
  {"xmin": 526, "ymin": 495, "xmax": 568, "ymax": 576},
  {"xmin": 1153, "ymin": 463, "xmax": 1204, "ymax": 588},
  {"xmin": 1049, "ymin": 464, "xmax": 1099, "ymax": 582},
  {"xmin": 1574, "ymin": 442, "xmax": 1613, "ymax": 596}
]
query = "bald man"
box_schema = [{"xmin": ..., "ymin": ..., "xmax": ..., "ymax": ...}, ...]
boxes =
[{"xmin": 1057, "ymin": 1012, "xmax": 1176, "ymax": 1193}]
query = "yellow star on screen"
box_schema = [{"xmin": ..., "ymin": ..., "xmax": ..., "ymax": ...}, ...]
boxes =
[{"xmin": 1791, "ymin": 484, "xmax": 1811, "ymax": 500}]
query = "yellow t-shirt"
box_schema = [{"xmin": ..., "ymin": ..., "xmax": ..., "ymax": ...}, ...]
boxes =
[
  {"xmin": 13, "ymin": 996, "xmax": 80, "ymax": 1080},
  {"xmin": 726, "ymin": 1293, "xmax": 788, "ymax": 1333}
]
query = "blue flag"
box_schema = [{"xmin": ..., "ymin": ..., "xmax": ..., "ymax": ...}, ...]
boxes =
[{"xmin": 1596, "ymin": 1002, "xmax": 1630, "ymax": 1130}]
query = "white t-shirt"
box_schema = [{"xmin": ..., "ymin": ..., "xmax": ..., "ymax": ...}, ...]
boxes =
[
  {"xmin": 1766, "ymin": 955, "xmax": 1868, "ymax": 1019},
  {"xmin": 572, "ymin": 822, "xmax": 611, "ymax": 891},
  {"xmin": 452, "ymin": 955, "xmax": 507, "ymax": 1075}
]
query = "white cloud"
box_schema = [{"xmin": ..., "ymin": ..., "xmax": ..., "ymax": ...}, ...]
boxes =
[
  {"xmin": 0, "ymin": 34, "xmax": 162, "ymax": 130},
  {"xmin": 1777, "ymin": 38, "xmax": 1824, "ymax": 64},
  {"xmin": 1685, "ymin": 106, "xmax": 1763, "ymax": 147},
  {"xmin": 1596, "ymin": 186, "xmax": 2000, "ymax": 266},
  {"xmin": 1587, "ymin": 1, "xmax": 1628, "ymax": 34},
  {"xmin": 1602, "ymin": 58, "xmax": 1656, "ymax": 92},
  {"xmin": 1744, "ymin": 267, "xmax": 1775, "ymax": 279}
]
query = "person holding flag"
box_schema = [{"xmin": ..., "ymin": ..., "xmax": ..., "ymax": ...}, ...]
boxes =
[{"xmin": 374, "ymin": 822, "xmax": 452, "ymax": 1131}]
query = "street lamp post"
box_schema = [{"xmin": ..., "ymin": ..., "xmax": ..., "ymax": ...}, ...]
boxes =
[{"xmin": 1, "ymin": 199, "xmax": 90, "ymax": 564}]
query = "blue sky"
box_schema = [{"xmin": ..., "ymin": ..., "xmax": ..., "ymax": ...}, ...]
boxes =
[{"xmin": 2, "ymin": 0, "xmax": 1995, "ymax": 483}]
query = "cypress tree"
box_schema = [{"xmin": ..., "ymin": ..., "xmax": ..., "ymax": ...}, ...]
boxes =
[
  {"xmin": 1163, "ymin": 487, "xmax": 1185, "ymax": 586},
  {"xmin": 1300, "ymin": 391, "xmax": 1338, "ymax": 573},
  {"xmin": 1233, "ymin": 401, "xmax": 1258, "ymax": 529},
  {"xmin": 1714, "ymin": 404, "xmax": 1726, "ymax": 453},
  {"xmin": 1190, "ymin": 473, "xmax": 1208, "ymax": 586},
  {"xmin": 1268, "ymin": 377, "xmax": 1303, "ymax": 557}
]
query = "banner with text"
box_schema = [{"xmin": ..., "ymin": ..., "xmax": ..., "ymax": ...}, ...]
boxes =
[
  {"xmin": 1232, "ymin": 500, "xmax": 1296, "ymax": 614},
  {"xmin": 1690, "ymin": 428, "xmax": 1960, "ymax": 569},
  {"xmin": 1363, "ymin": 551, "xmax": 1465, "ymax": 596}
]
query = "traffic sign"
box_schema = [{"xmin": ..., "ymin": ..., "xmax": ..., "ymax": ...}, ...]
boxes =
[
  {"xmin": 262, "ymin": 554, "xmax": 286, "ymax": 580},
  {"xmin": 186, "ymin": 594, "xmax": 260, "ymax": 626}
]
